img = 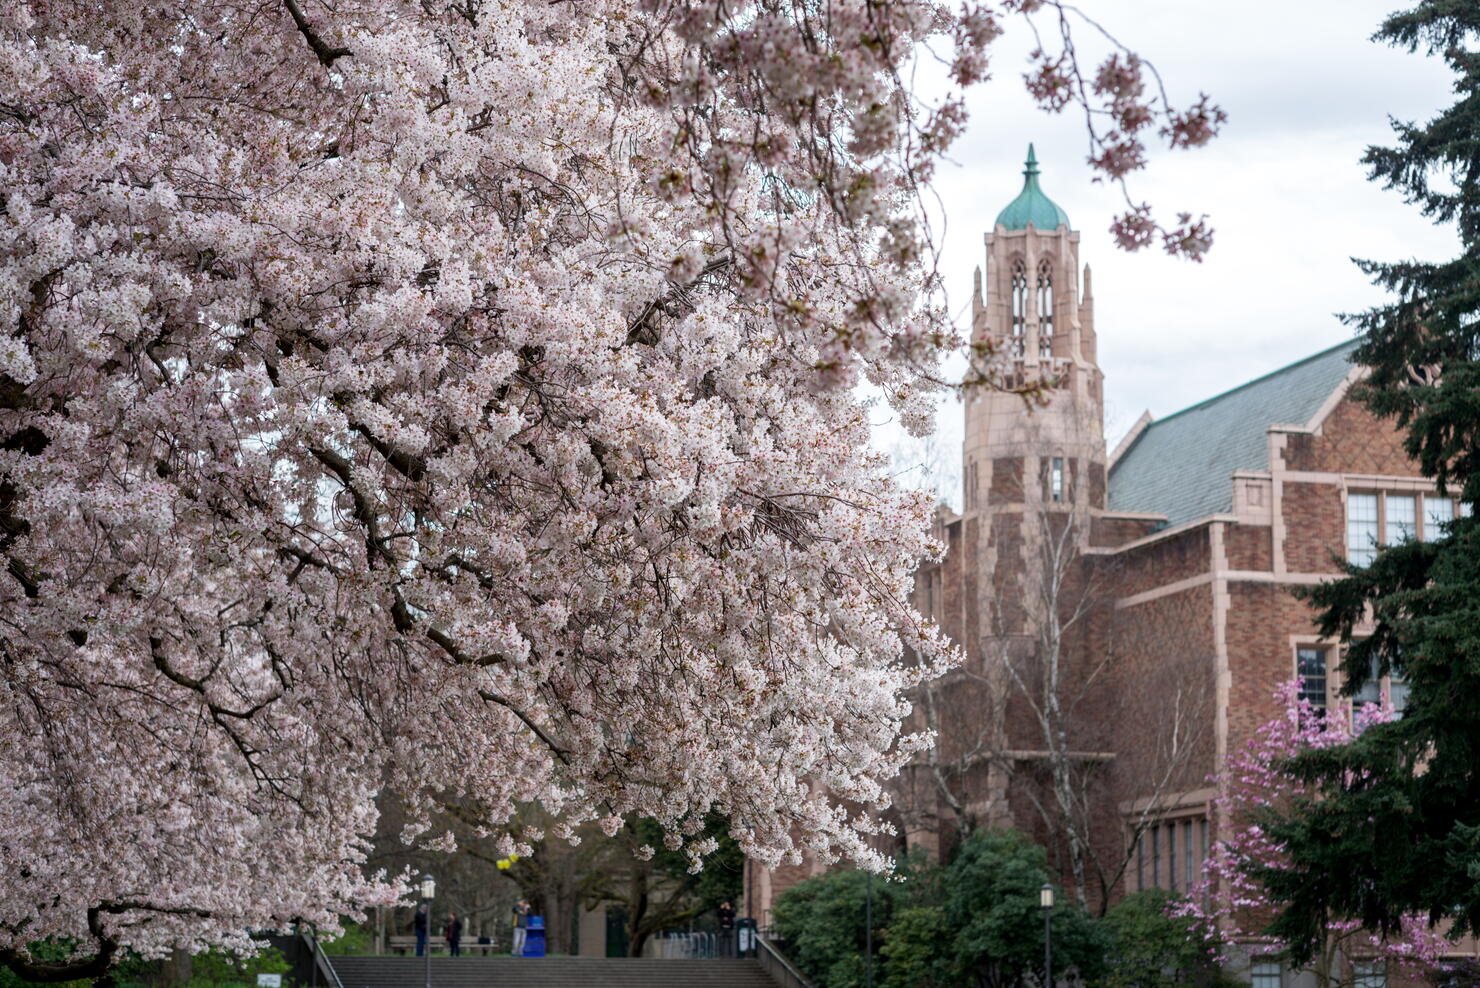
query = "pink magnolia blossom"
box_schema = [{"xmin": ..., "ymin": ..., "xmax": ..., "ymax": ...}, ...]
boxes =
[
  {"xmin": 0, "ymin": 0, "xmax": 1213, "ymax": 976},
  {"xmin": 1179, "ymin": 683, "xmax": 1445, "ymax": 981}
]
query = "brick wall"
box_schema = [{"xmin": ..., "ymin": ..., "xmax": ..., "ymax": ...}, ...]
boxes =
[
  {"xmin": 1111, "ymin": 525, "xmax": 1211, "ymax": 598},
  {"xmin": 1090, "ymin": 515, "xmax": 1159, "ymax": 547},
  {"xmin": 1285, "ymin": 395, "xmax": 1412, "ymax": 475},
  {"xmin": 1281, "ymin": 481, "xmax": 1343, "ymax": 574},
  {"xmin": 1224, "ymin": 523, "xmax": 1272, "ymax": 572}
]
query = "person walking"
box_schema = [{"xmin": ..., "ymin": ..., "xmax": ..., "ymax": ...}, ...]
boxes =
[
  {"xmin": 445, "ymin": 912, "xmax": 462, "ymax": 957},
  {"xmin": 511, "ymin": 900, "xmax": 530, "ymax": 956},
  {"xmin": 717, "ymin": 899, "xmax": 736, "ymax": 957},
  {"xmin": 413, "ymin": 904, "xmax": 429, "ymax": 957}
]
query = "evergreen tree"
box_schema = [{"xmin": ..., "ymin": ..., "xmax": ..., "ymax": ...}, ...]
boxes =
[{"xmin": 1264, "ymin": 0, "xmax": 1480, "ymax": 964}]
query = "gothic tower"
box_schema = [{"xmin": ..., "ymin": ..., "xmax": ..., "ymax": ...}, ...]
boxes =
[
  {"xmin": 943, "ymin": 147, "xmax": 1108, "ymax": 831},
  {"xmin": 963, "ymin": 144, "xmax": 1105, "ymax": 529}
]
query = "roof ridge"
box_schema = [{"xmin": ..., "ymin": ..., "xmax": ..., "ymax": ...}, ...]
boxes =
[{"xmin": 1145, "ymin": 338, "xmax": 1357, "ymax": 429}]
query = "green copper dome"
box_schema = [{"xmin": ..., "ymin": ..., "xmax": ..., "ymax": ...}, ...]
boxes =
[{"xmin": 994, "ymin": 145, "xmax": 1071, "ymax": 231}]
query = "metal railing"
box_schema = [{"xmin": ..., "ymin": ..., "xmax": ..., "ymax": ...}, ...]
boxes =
[
  {"xmin": 655, "ymin": 931, "xmax": 718, "ymax": 958},
  {"xmin": 300, "ymin": 929, "xmax": 346, "ymax": 988},
  {"xmin": 756, "ymin": 936, "xmax": 812, "ymax": 988}
]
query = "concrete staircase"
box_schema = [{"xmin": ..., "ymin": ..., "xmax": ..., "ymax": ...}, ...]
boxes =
[{"xmin": 327, "ymin": 956, "xmax": 782, "ymax": 988}]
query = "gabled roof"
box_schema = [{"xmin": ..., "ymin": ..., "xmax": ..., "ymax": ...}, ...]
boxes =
[{"xmin": 1107, "ymin": 339, "xmax": 1359, "ymax": 528}]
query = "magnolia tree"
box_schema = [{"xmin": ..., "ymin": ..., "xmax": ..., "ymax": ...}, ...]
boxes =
[
  {"xmin": 1180, "ymin": 684, "xmax": 1446, "ymax": 987},
  {"xmin": 0, "ymin": 0, "xmax": 1218, "ymax": 979}
]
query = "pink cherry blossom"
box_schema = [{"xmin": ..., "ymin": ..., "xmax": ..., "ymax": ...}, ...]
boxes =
[{"xmin": 0, "ymin": 0, "xmax": 1214, "ymax": 976}]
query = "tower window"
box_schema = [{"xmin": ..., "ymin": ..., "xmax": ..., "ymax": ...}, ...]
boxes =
[
  {"xmin": 1049, "ymin": 457, "xmax": 1064, "ymax": 502},
  {"xmin": 1037, "ymin": 261, "xmax": 1053, "ymax": 358},
  {"xmin": 1010, "ymin": 260, "xmax": 1027, "ymax": 358}
]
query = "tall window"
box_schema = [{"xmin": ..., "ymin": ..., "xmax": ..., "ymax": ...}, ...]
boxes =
[
  {"xmin": 1386, "ymin": 494, "xmax": 1416, "ymax": 543},
  {"xmin": 1049, "ymin": 457, "xmax": 1065, "ymax": 502},
  {"xmin": 1353, "ymin": 653, "xmax": 1409, "ymax": 715},
  {"xmin": 1251, "ymin": 961, "xmax": 1282, "ymax": 988},
  {"xmin": 1296, "ymin": 647, "xmax": 1328, "ymax": 714},
  {"xmin": 1036, "ymin": 261, "xmax": 1053, "ymax": 358},
  {"xmin": 1183, "ymin": 819, "xmax": 1193, "ymax": 890},
  {"xmin": 1150, "ymin": 826, "xmax": 1160, "ymax": 888},
  {"xmin": 1199, "ymin": 819, "xmax": 1208, "ymax": 878},
  {"xmin": 1425, "ymin": 495, "xmax": 1454, "ymax": 535},
  {"xmin": 1167, "ymin": 823, "xmax": 1177, "ymax": 891},
  {"xmin": 1348, "ymin": 493, "xmax": 1379, "ymax": 565},
  {"xmin": 1010, "ymin": 261, "xmax": 1027, "ymax": 358}
]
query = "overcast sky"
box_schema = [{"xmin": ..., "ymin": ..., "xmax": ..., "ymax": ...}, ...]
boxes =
[{"xmin": 877, "ymin": 0, "xmax": 1459, "ymax": 508}]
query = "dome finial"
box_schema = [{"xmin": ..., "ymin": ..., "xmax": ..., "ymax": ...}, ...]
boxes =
[{"xmin": 994, "ymin": 143, "xmax": 1071, "ymax": 232}]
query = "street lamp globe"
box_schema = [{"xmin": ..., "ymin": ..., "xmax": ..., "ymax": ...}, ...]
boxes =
[
  {"xmin": 421, "ymin": 875, "xmax": 436, "ymax": 900},
  {"xmin": 1039, "ymin": 883, "xmax": 1054, "ymax": 910}
]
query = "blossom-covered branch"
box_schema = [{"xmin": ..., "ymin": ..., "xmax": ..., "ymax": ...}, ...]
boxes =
[
  {"xmin": 1178, "ymin": 684, "xmax": 1444, "ymax": 985},
  {"xmin": 0, "ymin": 0, "xmax": 1214, "ymax": 976}
]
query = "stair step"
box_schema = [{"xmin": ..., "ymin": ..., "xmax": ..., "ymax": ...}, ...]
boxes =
[{"xmin": 326, "ymin": 957, "xmax": 782, "ymax": 988}]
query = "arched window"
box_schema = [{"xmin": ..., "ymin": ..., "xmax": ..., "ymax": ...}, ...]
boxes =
[
  {"xmin": 1037, "ymin": 260, "xmax": 1054, "ymax": 359},
  {"xmin": 1010, "ymin": 260, "xmax": 1027, "ymax": 358}
]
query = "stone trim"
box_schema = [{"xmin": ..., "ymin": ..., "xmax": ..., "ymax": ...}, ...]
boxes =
[
  {"xmin": 1120, "ymin": 787, "xmax": 1217, "ymax": 816},
  {"xmin": 1211, "ymin": 523, "xmax": 1232, "ymax": 781},
  {"xmin": 1115, "ymin": 569, "xmax": 1334, "ymax": 609},
  {"xmin": 1109, "ymin": 410, "xmax": 1153, "ymax": 469},
  {"xmin": 1085, "ymin": 513, "xmax": 1235, "ymax": 556},
  {"xmin": 1303, "ymin": 364, "xmax": 1366, "ymax": 435},
  {"xmin": 1114, "ymin": 572, "xmax": 1213, "ymax": 609}
]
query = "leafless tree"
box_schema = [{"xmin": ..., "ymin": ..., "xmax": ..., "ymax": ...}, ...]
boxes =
[{"xmin": 992, "ymin": 498, "xmax": 1212, "ymax": 911}]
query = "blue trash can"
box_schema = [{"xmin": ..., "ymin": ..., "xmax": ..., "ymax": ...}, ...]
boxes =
[{"xmin": 522, "ymin": 916, "xmax": 546, "ymax": 957}]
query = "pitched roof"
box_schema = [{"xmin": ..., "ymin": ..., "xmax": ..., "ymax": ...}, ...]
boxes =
[{"xmin": 1107, "ymin": 339, "xmax": 1360, "ymax": 529}]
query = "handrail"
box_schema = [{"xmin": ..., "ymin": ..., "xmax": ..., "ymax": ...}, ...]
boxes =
[
  {"xmin": 300, "ymin": 929, "xmax": 345, "ymax": 988},
  {"xmin": 756, "ymin": 935, "xmax": 813, "ymax": 988}
]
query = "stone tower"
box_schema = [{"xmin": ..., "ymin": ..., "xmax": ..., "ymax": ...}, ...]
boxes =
[
  {"xmin": 962, "ymin": 145, "xmax": 1106, "ymax": 545},
  {"xmin": 945, "ymin": 147, "xmax": 1109, "ymax": 831}
]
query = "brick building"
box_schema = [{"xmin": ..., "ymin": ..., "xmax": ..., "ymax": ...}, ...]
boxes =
[{"xmin": 746, "ymin": 148, "xmax": 1472, "ymax": 985}]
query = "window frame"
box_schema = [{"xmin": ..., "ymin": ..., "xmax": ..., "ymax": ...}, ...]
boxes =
[
  {"xmin": 1127, "ymin": 811, "xmax": 1210, "ymax": 895},
  {"xmin": 1010, "ymin": 260, "xmax": 1027, "ymax": 359},
  {"xmin": 1295, "ymin": 639, "xmax": 1408, "ymax": 719},
  {"xmin": 1250, "ymin": 960, "xmax": 1282, "ymax": 988},
  {"xmin": 1295, "ymin": 645, "xmax": 1329, "ymax": 715},
  {"xmin": 1352, "ymin": 959, "xmax": 1387, "ymax": 988},
  {"xmin": 1036, "ymin": 259, "xmax": 1054, "ymax": 359},
  {"xmin": 1347, "ymin": 490, "xmax": 1466, "ymax": 565}
]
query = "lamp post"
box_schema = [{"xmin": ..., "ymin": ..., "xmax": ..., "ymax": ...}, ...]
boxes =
[
  {"xmin": 1039, "ymin": 883, "xmax": 1054, "ymax": 988},
  {"xmin": 865, "ymin": 871, "xmax": 873, "ymax": 988},
  {"xmin": 421, "ymin": 874, "xmax": 436, "ymax": 988}
]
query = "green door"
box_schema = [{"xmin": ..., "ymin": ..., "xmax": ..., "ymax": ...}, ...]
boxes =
[{"xmin": 604, "ymin": 907, "xmax": 629, "ymax": 958}]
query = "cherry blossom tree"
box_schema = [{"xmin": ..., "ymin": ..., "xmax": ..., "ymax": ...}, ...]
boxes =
[
  {"xmin": 0, "ymin": 0, "xmax": 1218, "ymax": 979},
  {"xmin": 1179, "ymin": 684, "xmax": 1445, "ymax": 987}
]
